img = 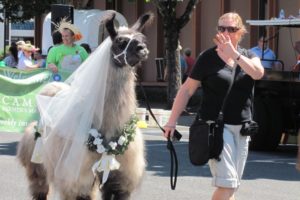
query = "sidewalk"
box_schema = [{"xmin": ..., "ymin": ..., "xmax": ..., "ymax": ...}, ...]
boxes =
[{"xmin": 138, "ymin": 100, "xmax": 196, "ymax": 131}]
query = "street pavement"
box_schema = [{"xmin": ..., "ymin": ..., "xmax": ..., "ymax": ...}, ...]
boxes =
[{"xmin": 1, "ymin": 114, "xmax": 300, "ymax": 200}]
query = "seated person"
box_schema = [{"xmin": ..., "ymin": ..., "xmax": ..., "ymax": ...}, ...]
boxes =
[
  {"xmin": 251, "ymin": 36, "xmax": 276, "ymax": 69},
  {"xmin": 33, "ymin": 49, "xmax": 46, "ymax": 68},
  {"xmin": 3, "ymin": 45, "xmax": 18, "ymax": 67},
  {"xmin": 17, "ymin": 44, "xmax": 42, "ymax": 70}
]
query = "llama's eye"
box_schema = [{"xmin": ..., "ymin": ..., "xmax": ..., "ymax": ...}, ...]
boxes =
[{"xmin": 116, "ymin": 38, "xmax": 128, "ymax": 49}]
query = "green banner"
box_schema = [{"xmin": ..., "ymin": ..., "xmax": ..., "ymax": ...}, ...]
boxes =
[{"xmin": 0, "ymin": 67, "xmax": 70, "ymax": 133}]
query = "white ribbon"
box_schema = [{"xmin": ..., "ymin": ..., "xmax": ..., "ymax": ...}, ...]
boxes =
[
  {"xmin": 30, "ymin": 137, "xmax": 44, "ymax": 164},
  {"xmin": 92, "ymin": 153, "xmax": 120, "ymax": 185}
]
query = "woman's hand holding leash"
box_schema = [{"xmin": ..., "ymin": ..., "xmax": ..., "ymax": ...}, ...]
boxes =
[
  {"xmin": 164, "ymin": 124, "xmax": 176, "ymax": 139},
  {"xmin": 164, "ymin": 123, "xmax": 182, "ymax": 142}
]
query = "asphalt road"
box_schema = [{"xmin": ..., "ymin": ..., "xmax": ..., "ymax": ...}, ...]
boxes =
[{"xmin": 1, "ymin": 126, "xmax": 300, "ymax": 200}]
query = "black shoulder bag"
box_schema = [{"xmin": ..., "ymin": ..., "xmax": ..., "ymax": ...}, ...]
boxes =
[{"xmin": 189, "ymin": 66, "xmax": 236, "ymax": 166}]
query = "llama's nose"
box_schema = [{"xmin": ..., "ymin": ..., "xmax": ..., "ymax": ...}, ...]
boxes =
[{"xmin": 140, "ymin": 48, "xmax": 149, "ymax": 59}]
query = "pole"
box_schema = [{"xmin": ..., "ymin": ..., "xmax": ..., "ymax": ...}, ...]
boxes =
[{"xmin": 3, "ymin": 9, "xmax": 5, "ymax": 56}]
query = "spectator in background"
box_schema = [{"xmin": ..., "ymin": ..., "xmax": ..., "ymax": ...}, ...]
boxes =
[
  {"xmin": 16, "ymin": 40, "xmax": 26, "ymax": 58},
  {"xmin": 52, "ymin": 30, "xmax": 63, "ymax": 46},
  {"xmin": 250, "ymin": 36, "xmax": 276, "ymax": 69},
  {"xmin": 3, "ymin": 45, "xmax": 18, "ymax": 67},
  {"xmin": 47, "ymin": 19, "xmax": 88, "ymax": 81},
  {"xmin": 80, "ymin": 43, "xmax": 92, "ymax": 54},
  {"xmin": 183, "ymin": 47, "xmax": 195, "ymax": 82},
  {"xmin": 17, "ymin": 43, "xmax": 42, "ymax": 70},
  {"xmin": 47, "ymin": 30, "xmax": 63, "ymax": 53},
  {"xmin": 178, "ymin": 43, "xmax": 187, "ymax": 83},
  {"xmin": 292, "ymin": 40, "xmax": 300, "ymax": 72},
  {"xmin": 33, "ymin": 49, "xmax": 46, "ymax": 68}
]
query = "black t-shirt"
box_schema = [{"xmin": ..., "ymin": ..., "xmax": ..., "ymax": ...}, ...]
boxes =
[{"xmin": 190, "ymin": 46, "xmax": 257, "ymax": 124}]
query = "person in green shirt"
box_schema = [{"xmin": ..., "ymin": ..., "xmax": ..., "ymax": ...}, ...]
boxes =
[{"xmin": 47, "ymin": 19, "xmax": 89, "ymax": 81}]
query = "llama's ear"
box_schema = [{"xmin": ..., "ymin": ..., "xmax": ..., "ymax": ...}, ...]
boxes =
[
  {"xmin": 131, "ymin": 12, "xmax": 154, "ymax": 32},
  {"xmin": 103, "ymin": 11, "xmax": 118, "ymax": 40}
]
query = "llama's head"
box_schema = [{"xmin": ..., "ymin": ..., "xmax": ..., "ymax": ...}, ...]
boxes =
[{"xmin": 104, "ymin": 11, "xmax": 154, "ymax": 67}]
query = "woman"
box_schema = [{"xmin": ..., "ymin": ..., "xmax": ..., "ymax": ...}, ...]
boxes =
[
  {"xmin": 46, "ymin": 19, "xmax": 88, "ymax": 81},
  {"xmin": 17, "ymin": 44, "xmax": 42, "ymax": 70},
  {"xmin": 164, "ymin": 12, "xmax": 264, "ymax": 200}
]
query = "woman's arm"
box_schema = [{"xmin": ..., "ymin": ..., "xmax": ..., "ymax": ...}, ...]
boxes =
[
  {"xmin": 234, "ymin": 54, "xmax": 264, "ymax": 80},
  {"xmin": 163, "ymin": 77, "xmax": 201, "ymax": 138}
]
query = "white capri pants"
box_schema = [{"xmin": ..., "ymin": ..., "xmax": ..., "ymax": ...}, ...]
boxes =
[{"xmin": 208, "ymin": 124, "xmax": 250, "ymax": 189}]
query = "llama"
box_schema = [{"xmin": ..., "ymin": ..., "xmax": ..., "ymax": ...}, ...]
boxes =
[{"xmin": 17, "ymin": 11, "xmax": 153, "ymax": 200}]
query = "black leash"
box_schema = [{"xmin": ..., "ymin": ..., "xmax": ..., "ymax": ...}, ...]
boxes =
[{"xmin": 138, "ymin": 81, "xmax": 181, "ymax": 190}]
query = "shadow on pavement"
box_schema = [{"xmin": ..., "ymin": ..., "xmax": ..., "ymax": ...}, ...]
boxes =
[
  {"xmin": 0, "ymin": 141, "xmax": 18, "ymax": 156},
  {"xmin": 145, "ymin": 140, "xmax": 300, "ymax": 182}
]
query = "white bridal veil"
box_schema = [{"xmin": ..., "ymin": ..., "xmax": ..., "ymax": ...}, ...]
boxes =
[{"xmin": 36, "ymin": 37, "xmax": 112, "ymax": 183}]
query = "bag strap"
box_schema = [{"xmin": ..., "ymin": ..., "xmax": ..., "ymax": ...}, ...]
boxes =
[
  {"xmin": 196, "ymin": 63, "xmax": 237, "ymax": 122},
  {"xmin": 250, "ymin": 82, "xmax": 255, "ymax": 121},
  {"xmin": 217, "ymin": 65, "xmax": 237, "ymax": 121},
  {"xmin": 138, "ymin": 80, "xmax": 180, "ymax": 190}
]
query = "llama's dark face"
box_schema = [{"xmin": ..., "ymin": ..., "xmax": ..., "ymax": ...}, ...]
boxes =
[
  {"xmin": 111, "ymin": 31, "xmax": 149, "ymax": 67},
  {"xmin": 104, "ymin": 11, "xmax": 153, "ymax": 67}
]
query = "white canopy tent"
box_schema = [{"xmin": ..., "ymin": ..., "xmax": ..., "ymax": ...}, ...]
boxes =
[{"xmin": 42, "ymin": 9, "xmax": 128, "ymax": 55}]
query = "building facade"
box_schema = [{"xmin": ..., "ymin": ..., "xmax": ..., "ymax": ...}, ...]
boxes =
[{"xmin": 35, "ymin": 0, "xmax": 300, "ymax": 83}]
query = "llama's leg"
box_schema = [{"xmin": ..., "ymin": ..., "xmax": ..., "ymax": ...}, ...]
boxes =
[
  {"xmin": 59, "ymin": 189, "xmax": 93, "ymax": 200},
  {"xmin": 100, "ymin": 171, "xmax": 131, "ymax": 200},
  {"xmin": 75, "ymin": 196, "xmax": 92, "ymax": 200},
  {"xmin": 27, "ymin": 163, "xmax": 49, "ymax": 200},
  {"xmin": 17, "ymin": 122, "xmax": 49, "ymax": 200},
  {"xmin": 32, "ymin": 192, "xmax": 48, "ymax": 200},
  {"xmin": 100, "ymin": 130, "xmax": 145, "ymax": 200}
]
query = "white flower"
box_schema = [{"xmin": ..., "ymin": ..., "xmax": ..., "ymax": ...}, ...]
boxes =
[
  {"xmin": 89, "ymin": 129, "xmax": 99, "ymax": 138},
  {"xmin": 109, "ymin": 142, "xmax": 118, "ymax": 150},
  {"xmin": 93, "ymin": 138, "xmax": 103, "ymax": 145},
  {"xmin": 96, "ymin": 144, "xmax": 106, "ymax": 154},
  {"xmin": 118, "ymin": 136, "xmax": 126, "ymax": 146}
]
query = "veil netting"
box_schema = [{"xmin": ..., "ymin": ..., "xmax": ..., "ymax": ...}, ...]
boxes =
[{"xmin": 36, "ymin": 37, "xmax": 112, "ymax": 184}]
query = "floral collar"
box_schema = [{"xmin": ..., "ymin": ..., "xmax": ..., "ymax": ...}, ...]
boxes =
[{"xmin": 86, "ymin": 115, "xmax": 138, "ymax": 155}]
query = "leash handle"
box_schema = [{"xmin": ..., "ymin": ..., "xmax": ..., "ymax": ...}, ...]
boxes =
[
  {"xmin": 167, "ymin": 137, "xmax": 178, "ymax": 190},
  {"xmin": 138, "ymin": 81, "xmax": 179, "ymax": 190}
]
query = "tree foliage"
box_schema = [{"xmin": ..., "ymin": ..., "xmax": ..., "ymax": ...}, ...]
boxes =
[
  {"xmin": 0, "ymin": 0, "xmax": 58, "ymax": 22},
  {"xmin": 0, "ymin": 0, "xmax": 90, "ymax": 23}
]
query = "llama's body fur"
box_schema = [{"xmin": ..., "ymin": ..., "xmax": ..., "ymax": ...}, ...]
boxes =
[
  {"xmin": 17, "ymin": 66, "xmax": 145, "ymax": 199},
  {"xmin": 17, "ymin": 11, "xmax": 153, "ymax": 200}
]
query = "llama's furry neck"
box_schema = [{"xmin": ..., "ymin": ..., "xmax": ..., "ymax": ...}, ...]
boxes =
[{"xmin": 93, "ymin": 63, "xmax": 137, "ymax": 140}]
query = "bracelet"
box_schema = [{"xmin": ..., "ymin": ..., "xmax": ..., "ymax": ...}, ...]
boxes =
[{"xmin": 236, "ymin": 53, "xmax": 242, "ymax": 61}]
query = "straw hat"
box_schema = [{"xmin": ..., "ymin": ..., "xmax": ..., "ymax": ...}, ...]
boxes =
[
  {"xmin": 21, "ymin": 43, "xmax": 39, "ymax": 52},
  {"xmin": 55, "ymin": 18, "xmax": 83, "ymax": 41},
  {"xmin": 16, "ymin": 40, "xmax": 25, "ymax": 46}
]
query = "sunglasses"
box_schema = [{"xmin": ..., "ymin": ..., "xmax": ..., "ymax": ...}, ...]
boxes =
[{"xmin": 217, "ymin": 26, "xmax": 240, "ymax": 33}]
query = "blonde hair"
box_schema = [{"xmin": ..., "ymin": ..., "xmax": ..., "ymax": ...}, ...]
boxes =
[{"xmin": 218, "ymin": 12, "xmax": 247, "ymax": 34}]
